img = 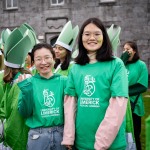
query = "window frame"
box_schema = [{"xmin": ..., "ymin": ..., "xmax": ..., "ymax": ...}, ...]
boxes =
[
  {"xmin": 50, "ymin": 0, "xmax": 64, "ymax": 6},
  {"xmin": 6, "ymin": 0, "xmax": 18, "ymax": 10}
]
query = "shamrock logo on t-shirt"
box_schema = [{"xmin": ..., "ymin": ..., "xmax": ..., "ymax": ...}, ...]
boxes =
[
  {"xmin": 43, "ymin": 89, "xmax": 55, "ymax": 107},
  {"xmin": 83, "ymin": 75, "xmax": 95, "ymax": 96}
]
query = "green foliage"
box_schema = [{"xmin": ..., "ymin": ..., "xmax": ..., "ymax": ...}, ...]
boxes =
[{"xmin": 141, "ymin": 90, "xmax": 150, "ymax": 149}]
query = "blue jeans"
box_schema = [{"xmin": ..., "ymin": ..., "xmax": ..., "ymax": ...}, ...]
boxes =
[{"xmin": 27, "ymin": 126, "xmax": 67, "ymax": 150}]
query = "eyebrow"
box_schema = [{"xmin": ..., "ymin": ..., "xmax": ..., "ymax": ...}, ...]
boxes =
[
  {"xmin": 83, "ymin": 31, "xmax": 102, "ymax": 33},
  {"xmin": 34, "ymin": 54, "xmax": 52, "ymax": 58}
]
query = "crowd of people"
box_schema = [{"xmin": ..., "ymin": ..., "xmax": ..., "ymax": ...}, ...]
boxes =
[{"xmin": 0, "ymin": 17, "xmax": 149, "ymax": 150}]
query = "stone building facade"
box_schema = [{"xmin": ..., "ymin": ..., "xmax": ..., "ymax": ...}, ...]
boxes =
[{"xmin": 0, "ymin": 0, "xmax": 150, "ymax": 74}]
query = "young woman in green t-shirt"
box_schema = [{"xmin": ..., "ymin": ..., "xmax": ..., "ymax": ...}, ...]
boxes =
[
  {"xmin": 62, "ymin": 18, "xmax": 128, "ymax": 150},
  {"xmin": 121, "ymin": 41, "xmax": 148, "ymax": 150},
  {"xmin": 17, "ymin": 43, "xmax": 67, "ymax": 150}
]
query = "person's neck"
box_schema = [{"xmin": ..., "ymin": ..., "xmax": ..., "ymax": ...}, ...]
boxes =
[
  {"xmin": 87, "ymin": 52, "xmax": 97, "ymax": 63},
  {"xmin": 40, "ymin": 71, "xmax": 53, "ymax": 79},
  {"xmin": 60, "ymin": 58, "xmax": 65, "ymax": 64}
]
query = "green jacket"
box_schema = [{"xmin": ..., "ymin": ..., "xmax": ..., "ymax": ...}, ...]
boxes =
[{"xmin": 0, "ymin": 72, "xmax": 29, "ymax": 150}]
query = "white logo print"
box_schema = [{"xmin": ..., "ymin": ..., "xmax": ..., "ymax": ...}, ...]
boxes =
[
  {"xmin": 43, "ymin": 89, "xmax": 55, "ymax": 107},
  {"xmin": 83, "ymin": 75, "xmax": 95, "ymax": 96}
]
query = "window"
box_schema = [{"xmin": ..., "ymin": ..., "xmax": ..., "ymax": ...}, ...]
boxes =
[
  {"xmin": 99, "ymin": 0, "xmax": 116, "ymax": 3},
  {"xmin": 6, "ymin": 0, "xmax": 18, "ymax": 10},
  {"xmin": 50, "ymin": 0, "xmax": 64, "ymax": 6}
]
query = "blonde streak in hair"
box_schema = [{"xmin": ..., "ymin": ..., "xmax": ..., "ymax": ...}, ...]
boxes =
[
  {"xmin": 20, "ymin": 68, "xmax": 32, "ymax": 75},
  {"xmin": 0, "ymin": 55, "xmax": 4, "ymax": 70},
  {"xmin": 3, "ymin": 66, "xmax": 12, "ymax": 82}
]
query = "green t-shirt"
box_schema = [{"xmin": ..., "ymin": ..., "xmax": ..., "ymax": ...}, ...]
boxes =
[
  {"xmin": 126, "ymin": 60, "xmax": 148, "ymax": 116},
  {"xmin": 18, "ymin": 73, "xmax": 67, "ymax": 128},
  {"xmin": 54, "ymin": 62, "xmax": 74, "ymax": 76},
  {"xmin": 65, "ymin": 57, "xmax": 128, "ymax": 150}
]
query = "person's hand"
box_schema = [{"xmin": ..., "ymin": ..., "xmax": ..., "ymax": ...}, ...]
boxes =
[
  {"xmin": 65, "ymin": 145, "xmax": 73, "ymax": 150},
  {"xmin": 17, "ymin": 74, "xmax": 32, "ymax": 83},
  {"xmin": 123, "ymin": 50, "xmax": 131, "ymax": 56},
  {"xmin": 120, "ymin": 51, "xmax": 130, "ymax": 65}
]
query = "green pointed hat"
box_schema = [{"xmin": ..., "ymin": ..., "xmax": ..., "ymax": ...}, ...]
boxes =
[
  {"xmin": 55, "ymin": 21, "xmax": 79, "ymax": 51},
  {"xmin": 0, "ymin": 50, "xmax": 2, "ymax": 55},
  {"xmin": 1, "ymin": 28, "xmax": 11, "ymax": 44},
  {"xmin": 0, "ymin": 28, "xmax": 11, "ymax": 53},
  {"xmin": 0, "ymin": 39, "xmax": 3, "ymax": 51},
  {"xmin": 107, "ymin": 24, "xmax": 121, "ymax": 51},
  {"xmin": 0, "ymin": 40, "xmax": 3, "ymax": 56},
  {"xmin": 4, "ymin": 26, "xmax": 36, "ymax": 68},
  {"xmin": 19, "ymin": 23, "xmax": 40, "ymax": 44},
  {"xmin": 72, "ymin": 45, "xmax": 79, "ymax": 59}
]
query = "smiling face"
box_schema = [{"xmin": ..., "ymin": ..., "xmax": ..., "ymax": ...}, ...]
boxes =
[
  {"xmin": 53, "ymin": 45, "xmax": 67, "ymax": 63},
  {"xmin": 34, "ymin": 48, "xmax": 54, "ymax": 78},
  {"xmin": 82, "ymin": 23, "xmax": 103, "ymax": 54}
]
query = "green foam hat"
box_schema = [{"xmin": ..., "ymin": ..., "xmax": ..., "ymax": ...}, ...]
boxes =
[
  {"xmin": 1, "ymin": 28, "xmax": 11, "ymax": 44},
  {"xmin": 55, "ymin": 21, "xmax": 79, "ymax": 51},
  {"xmin": 4, "ymin": 27, "xmax": 36, "ymax": 68},
  {"xmin": 107, "ymin": 24, "xmax": 121, "ymax": 51},
  {"xmin": 0, "ymin": 44, "xmax": 2, "ymax": 55},
  {"xmin": 0, "ymin": 39, "xmax": 4, "ymax": 51},
  {"xmin": 19, "ymin": 23, "xmax": 40, "ymax": 44},
  {"xmin": 72, "ymin": 45, "xmax": 79, "ymax": 59}
]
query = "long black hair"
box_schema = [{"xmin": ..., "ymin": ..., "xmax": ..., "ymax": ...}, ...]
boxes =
[{"xmin": 75, "ymin": 17, "xmax": 114, "ymax": 65}]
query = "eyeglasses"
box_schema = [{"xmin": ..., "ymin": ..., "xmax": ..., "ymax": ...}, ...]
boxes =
[
  {"xmin": 34, "ymin": 56, "xmax": 53, "ymax": 63},
  {"xmin": 82, "ymin": 32, "xmax": 102, "ymax": 40}
]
